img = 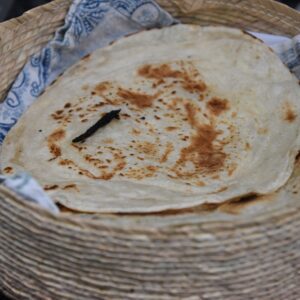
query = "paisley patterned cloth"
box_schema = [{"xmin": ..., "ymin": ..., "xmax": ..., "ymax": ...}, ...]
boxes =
[{"xmin": 0, "ymin": 0, "xmax": 299, "ymax": 213}]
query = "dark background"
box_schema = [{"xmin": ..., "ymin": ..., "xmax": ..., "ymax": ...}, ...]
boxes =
[
  {"xmin": 0, "ymin": 0, "xmax": 300, "ymax": 21},
  {"xmin": 0, "ymin": 0, "xmax": 299, "ymax": 299}
]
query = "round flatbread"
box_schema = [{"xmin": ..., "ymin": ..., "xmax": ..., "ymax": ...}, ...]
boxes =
[{"xmin": 2, "ymin": 25, "xmax": 300, "ymax": 213}]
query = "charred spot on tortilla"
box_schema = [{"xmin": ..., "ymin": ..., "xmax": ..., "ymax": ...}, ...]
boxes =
[
  {"xmin": 3, "ymin": 166, "xmax": 13, "ymax": 174},
  {"xmin": 72, "ymin": 109, "xmax": 121, "ymax": 143},
  {"xmin": 44, "ymin": 184, "xmax": 59, "ymax": 191}
]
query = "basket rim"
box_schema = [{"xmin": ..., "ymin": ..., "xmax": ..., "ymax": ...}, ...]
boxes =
[
  {"xmin": 0, "ymin": 0, "xmax": 299, "ymax": 36},
  {"xmin": 0, "ymin": 0, "xmax": 72, "ymax": 38}
]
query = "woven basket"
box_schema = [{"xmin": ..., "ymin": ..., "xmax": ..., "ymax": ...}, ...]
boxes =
[{"xmin": 1, "ymin": 0, "xmax": 300, "ymax": 299}]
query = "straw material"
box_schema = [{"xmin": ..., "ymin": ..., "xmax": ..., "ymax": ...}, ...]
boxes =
[{"xmin": 0, "ymin": 0, "xmax": 300, "ymax": 299}]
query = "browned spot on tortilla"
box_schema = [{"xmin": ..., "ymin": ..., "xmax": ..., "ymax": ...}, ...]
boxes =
[
  {"xmin": 64, "ymin": 103, "xmax": 71, "ymax": 109},
  {"xmin": 80, "ymin": 168, "xmax": 114, "ymax": 180},
  {"xmin": 284, "ymin": 104, "xmax": 297, "ymax": 123},
  {"xmin": 167, "ymin": 97, "xmax": 181, "ymax": 110},
  {"xmin": 82, "ymin": 53, "xmax": 91, "ymax": 61},
  {"xmin": 227, "ymin": 163, "xmax": 237, "ymax": 176},
  {"xmin": 48, "ymin": 129, "xmax": 65, "ymax": 141},
  {"xmin": 59, "ymin": 159, "xmax": 74, "ymax": 166},
  {"xmin": 94, "ymin": 81, "xmax": 111, "ymax": 95},
  {"xmin": 117, "ymin": 88, "xmax": 158, "ymax": 109},
  {"xmin": 206, "ymin": 98, "xmax": 229, "ymax": 116},
  {"xmin": 296, "ymin": 151, "xmax": 300, "ymax": 162},
  {"xmin": 196, "ymin": 181, "xmax": 206, "ymax": 187},
  {"xmin": 10, "ymin": 142, "xmax": 23, "ymax": 166},
  {"xmin": 138, "ymin": 63, "xmax": 207, "ymax": 94},
  {"xmin": 138, "ymin": 64, "xmax": 184, "ymax": 80},
  {"xmin": 59, "ymin": 158, "xmax": 117, "ymax": 181},
  {"xmin": 146, "ymin": 166, "xmax": 157, "ymax": 172},
  {"xmin": 132, "ymin": 128, "xmax": 141, "ymax": 135},
  {"xmin": 184, "ymin": 102, "xmax": 198, "ymax": 128},
  {"xmin": 231, "ymin": 111, "xmax": 237, "ymax": 118},
  {"xmin": 160, "ymin": 142, "xmax": 174, "ymax": 163},
  {"xmin": 103, "ymin": 138, "xmax": 114, "ymax": 144},
  {"xmin": 49, "ymin": 144, "xmax": 61, "ymax": 158},
  {"xmin": 166, "ymin": 126, "xmax": 178, "ymax": 132},
  {"xmin": 182, "ymin": 80, "xmax": 206, "ymax": 94},
  {"xmin": 84, "ymin": 155, "xmax": 104, "ymax": 165},
  {"xmin": 121, "ymin": 113, "xmax": 131, "ymax": 118},
  {"xmin": 63, "ymin": 184, "xmax": 79, "ymax": 191},
  {"xmin": 245, "ymin": 142, "xmax": 251, "ymax": 150},
  {"xmin": 71, "ymin": 144, "xmax": 84, "ymax": 152},
  {"xmin": 175, "ymin": 102, "xmax": 226, "ymax": 175},
  {"xmin": 3, "ymin": 166, "xmax": 13, "ymax": 174},
  {"xmin": 217, "ymin": 186, "xmax": 228, "ymax": 193},
  {"xmin": 212, "ymin": 175, "xmax": 220, "ymax": 180},
  {"xmin": 51, "ymin": 108, "xmax": 66, "ymax": 121},
  {"xmin": 82, "ymin": 84, "xmax": 89, "ymax": 91},
  {"xmin": 136, "ymin": 141, "xmax": 158, "ymax": 156},
  {"xmin": 258, "ymin": 127, "xmax": 268, "ymax": 135},
  {"xmin": 47, "ymin": 129, "xmax": 65, "ymax": 159},
  {"xmin": 125, "ymin": 165, "xmax": 157, "ymax": 180},
  {"xmin": 44, "ymin": 184, "xmax": 59, "ymax": 191}
]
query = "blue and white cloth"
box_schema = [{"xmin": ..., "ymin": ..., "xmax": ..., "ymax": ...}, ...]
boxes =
[{"xmin": 0, "ymin": 0, "xmax": 299, "ymax": 213}]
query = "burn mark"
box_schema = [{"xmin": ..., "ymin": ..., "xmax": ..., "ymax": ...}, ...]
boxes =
[
  {"xmin": 49, "ymin": 144, "xmax": 61, "ymax": 158},
  {"xmin": 166, "ymin": 126, "xmax": 178, "ymax": 132},
  {"xmin": 132, "ymin": 128, "xmax": 141, "ymax": 135},
  {"xmin": 206, "ymin": 98, "xmax": 229, "ymax": 116},
  {"xmin": 227, "ymin": 163, "xmax": 238, "ymax": 176},
  {"xmin": 3, "ymin": 166, "xmax": 13, "ymax": 174},
  {"xmin": 284, "ymin": 104, "xmax": 297, "ymax": 123},
  {"xmin": 175, "ymin": 102, "xmax": 226, "ymax": 175},
  {"xmin": 44, "ymin": 184, "xmax": 59, "ymax": 191},
  {"xmin": 47, "ymin": 129, "xmax": 65, "ymax": 159},
  {"xmin": 296, "ymin": 151, "xmax": 300, "ymax": 162},
  {"xmin": 93, "ymin": 81, "xmax": 111, "ymax": 95},
  {"xmin": 138, "ymin": 64, "xmax": 184, "ymax": 79},
  {"xmin": 138, "ymin": 63, "xmax": 207, "ymax": 94},
  {"xmin": 117, "ymin": 88, "xmax": 158, "ymax": 109},
  {"xmin": 62, "ymin": 184, "xmax": 79, "ymax": 191},
  {"xmin": 102, "ymin": 138, "xmax": 114, "ymax": 144},
  {"xmin": 136, "ymin": 141, "xmax": 158, "ymax": 156},
  {"xmin": 160, "ymin": 142, "xmax": 174, "ymax": 163},
  {"xmin": 245, "ymin": 142, "xmax": 251, "ymax": 151},
  {"xmin": 82, "ymin": 53, "xmax": 91, "ymax": 61},
  {"xmin": 182, "ymin": 80, "xmax": 206, "ymax": 94}
]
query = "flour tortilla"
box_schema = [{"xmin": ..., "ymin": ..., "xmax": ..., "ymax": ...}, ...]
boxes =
[{"xmin": 2, "ymin": 25, "xmax": 300, "ymax": 213}]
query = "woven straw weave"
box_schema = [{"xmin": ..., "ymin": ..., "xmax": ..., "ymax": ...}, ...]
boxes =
[{"xmin": 0, "ymin": 0, "xmax": 300, "ymax": 299}]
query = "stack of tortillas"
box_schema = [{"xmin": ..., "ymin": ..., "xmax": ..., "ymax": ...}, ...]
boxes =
[{"xmin": 2, "ymin": 25, "xmax": 300, "ymax": 214}]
